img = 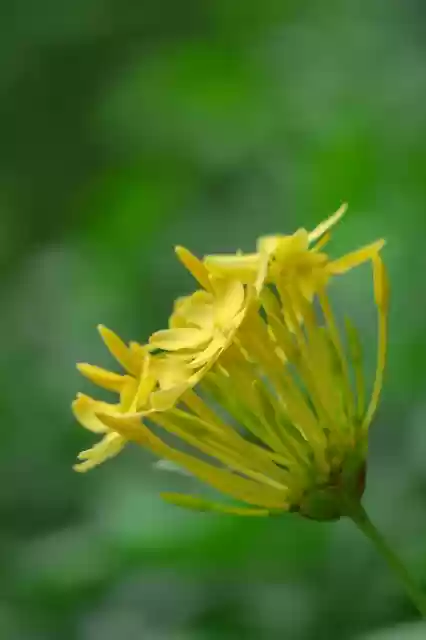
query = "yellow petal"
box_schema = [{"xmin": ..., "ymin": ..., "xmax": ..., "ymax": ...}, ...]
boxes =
[
  {"xmin": 254, "ymin": 248, "xmax": 270, "ymax": 293},
  {"xmin": 150, "ymin": 328, "xmax": 211, "ymax": 351},
  {"xmin": 213, "ymin": 280, "xmax": 245, "ymax": 328},
  {"xmin": 73, "ymin": 432, "xmax": 125, "ymax": 472},
  {"xmin": 170, "ymin": 291, "xmax": 214, "ymax": 330},
  {"xmin": 327, "ymin": 239, "xmax": 385, "ymax": 275},
  {"xmin": 161, "ymin": 493, "xmax": 270, "ymax": 516},
  {"xmin": 134, "ymin": 373, "xmax": 156, "ymax": 410},
  {"xmin": 175, "ymin": 246, "xmax": 212, "ymax": 291},
  {"xmin": 72, "ymin": 393, "xmax": 119, "ymax": 433},
  {"xmin": 128, "ymin": 355, "xmax": 157, "ymax": 412},
  {"xmin": 203, "ymin": 253, "xmax": 260, "ymax": 283},
  {"xmin": 256, "ymin": 235, "xmax": 280, "ymax": 255},
  {"xmin": 187, "ymin": 336, "xmax": 225, "ymax": 369},
  {"xmin": 119, "ymin": 377, "xmax": 139, "ymax": 412},
  {"xmin": 157, "ymin": 357, "xmax": 192, "ymax": 389},
  {"xmin": 130, "ymin": 341, "xmax": 153, "ymax": 358},
  {"xmin": 76, "ymin": 363, "xmax": 130, "ymax": 392},
  {"xmin": 152, "ymin": 361, "xmax": 208, "ymax": 409},
  {"xmin": 98, "ymin": 325, "xmax": 141, "ymax": 375},
  {"xmin": 308, "ymin": 203, "xmax": 348, "ymax": 243},
  {"xmin": 262, "ymin": 229, "xmax": 309, "ymax": 263},
  {"xmin": 150, "ymin": 382, "xmax": 191, "ymax": 411}
]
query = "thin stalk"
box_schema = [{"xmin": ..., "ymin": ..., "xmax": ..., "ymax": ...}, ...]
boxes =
[{"xmin": 348, "ymin": 502, "xmax": 426, "ymax": 618}]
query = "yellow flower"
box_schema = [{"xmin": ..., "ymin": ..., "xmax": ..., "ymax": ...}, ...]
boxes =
[
  {"xmin": 72, "ymin": 325, "xmax": 154, "ymax": 471},
  {"xmin": 78, "ymin": 208, "xmax": 388, "ymax": 519}
]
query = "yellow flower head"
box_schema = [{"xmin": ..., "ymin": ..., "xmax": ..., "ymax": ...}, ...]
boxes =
[{"xmin": 72, "ymin": 206, "xmax": 388, "ymax": 520}]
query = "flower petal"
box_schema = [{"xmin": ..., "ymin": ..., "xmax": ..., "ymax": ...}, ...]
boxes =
[
  {"xmin": 170, "ymin": 291, "xmax": 215, "ymax": 330},
  {"xmin": 72, "ymin": 393, "xmax": 119, "ymax": 433},
  {"xmin": 76, "ymin": 363, "xmax": 130, "ymax": 392},
  {"xmin": 150, "ymin": 382, "xmax": 191, "ymax": 411},
  {"xmin": 74, "ymin": 432, "xmax": 125, "ymax": 472},
  {"xmin": 98, "ymin": 325, "xmax": 142, "ymax": 375},
  {"xmin": 175, "ymin": 246, "xmax": 212, "ymax": 291},
  {"xmin": 203, "ymin": 253, "xmax": 260, "ymax": 283},
  {"xmin": 213, "ymin": 280, "xmax": 245, "ymax": 328},
  {"xmin": 120, "ymin": 376, "xmax": 140, "ymax": 412},
  {"xmin": 150, "ymin": 328, "xmax": 211, "ymax": 351},
  {"xmin": 187, "ymin": 336, "xmax": 225, "ymax": 369},
  {"xmin": 157, "ymin": 357, "xmax": 193, "ymax": 389},
  {"xmin": 327, "ymin": 239, "xmax": 385, "ymax": 275},
  {"xmin": 259, "ymin": 229, "xmax": 309, "ymax": 263}
]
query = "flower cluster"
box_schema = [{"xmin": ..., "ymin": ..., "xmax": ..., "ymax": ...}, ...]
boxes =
[{"xmin": 72, "ymin": 205, "xmax": 388, "ymax": 519}]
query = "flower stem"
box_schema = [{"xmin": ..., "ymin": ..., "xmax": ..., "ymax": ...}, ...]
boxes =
[{"xmin": 348, "ymin": 502, "xmax": 426, "ymax": 617}]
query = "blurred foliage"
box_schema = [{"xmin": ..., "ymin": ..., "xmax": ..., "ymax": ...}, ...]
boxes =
[{"xmin": 2, "ymin": 0, "xmax": 426, "ymax": 638}]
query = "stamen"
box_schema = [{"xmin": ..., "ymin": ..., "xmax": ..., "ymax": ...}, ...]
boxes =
[
  {"xmin": 237, "ymin": 310, "xmax": 293, "ymax": 399},
  {"xmin": 202, "ymin": 369, "xmax": 289, "ymax": 456},
  {"xmin": 362, "ymin": 255, "xmax": 388, "ymax": 430},
  {"xmin": 345, "ymin": 317, "xmax": 365, "ymax": 422},
  {"xmin": 311, "ymin": 232, "xmax": 331, "ymax": 252},
  {"xmin": 151, "ymin": 410, "xmax": 289, "ymax": 491},
  {"xmin": 308, "ymin": 203, "xmax": 348, "ymax": 243},
  {"xmin": 277, "ymin": 281, "xmax": 343, "ymax": 437},
  {"xmin": 161, "ymin": 493, "xmax": 271, "ymax": 516},
  {"xmin": 317, "ymin": 288, "xmax": 355, "ymax": 420},
  {"xmin": 182, "ymin": 387, "xmax": 230, "ymax": 431},
  {"xmin": 239, "ymin": 295, "xmax": 330, "ymax": 474},
  {"xmin": 290, "ymin": 283, "xmax": 349, "ymax": 435},
  {"xmin": 102, "ymin": 413, "xmax": 288, "ymax": 508}
]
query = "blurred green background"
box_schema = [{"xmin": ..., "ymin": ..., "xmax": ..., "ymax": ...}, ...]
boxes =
[{"xmin": 2, "ymin": 1, "xmax": 426, "ymax": 638}]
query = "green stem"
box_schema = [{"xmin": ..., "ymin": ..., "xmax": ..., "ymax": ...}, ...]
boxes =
[{"xmin": 348, "ymin": 502, "xmax": 426, "ymax": 618}]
